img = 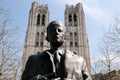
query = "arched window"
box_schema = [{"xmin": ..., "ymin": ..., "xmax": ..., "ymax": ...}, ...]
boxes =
[
  {"xmin": 36, "ymin": 32, "xmax": 39, "ymax": 41},
  {"xmin": 42, "ymin": 14, "xmax": 45, "ymax": 26},
  {"xmin": 70, "ymin": 42, "xmax": 73, "ymax": 47},
  {"xmin": 75, "ymin": 42, "xmax": 78, "ymax": 47},
  {"xmin": 74, "ymin": 32, "xmax": 78, "ymax": 43},
  {"xmin": 74, "ymin": 32, "xmax": 77, "ymax": 39},
  {"xmin": 74, "ymin": 14, "xmax": 77, "ymax": 26},
  {"xmin": 35, "ymin": 32, "xmax": 39, "ymax": 47},
  {"xmin": 68, "ymin": 14, "xmax": 72, "ymax": 21},
  {"xmin": 37, "ymin": 14, "xmax": 40, "ymax": 26},
  {"xmin": 37, "ymin": 32, "xmax": 39, "ymax": 35},
  {"xmin": 35, "ymin": 42, "xmax": 39, "ymax": 47},
  {"xmin": 74, "ymin": 14, "xmax": 77, "ymax": 21},
  {"xmin": 41, "ymin": 32, "xmax": 44, "ymax": 40},
  {"xmin": 68, "ymin": 14, "xmax": 72, "ymax": 26},
  {"xmin": 41, "ymin": 32, "xmax": 44, "ymax": 46},
  {"xmin": 70, "ymin": 32, "xmax": 72, "ymax": 36},
  {"xmin": 74, "ymin": 32, "xmax": 77, "ymax": 35},
  {"xmin": 40, "ymin": 42, "xmax": 43, "ymax": 47},
  {"xmin": 69, "ymin": 32, "xmax": 73, "ymax": 40}
]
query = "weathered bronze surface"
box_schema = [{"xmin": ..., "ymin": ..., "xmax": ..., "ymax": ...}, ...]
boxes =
[{"xmin": 21, "ymin": 21, "xmax": 92, "ymax": 80}]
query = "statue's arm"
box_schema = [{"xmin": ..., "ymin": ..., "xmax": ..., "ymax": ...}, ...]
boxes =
[
  {"xmin": 21, "ymin": 54, "xmax": 53, "ymax": 80},
  {"xmin": 82, "ymin": 58, "xmax": 92, "ymax": 80}
]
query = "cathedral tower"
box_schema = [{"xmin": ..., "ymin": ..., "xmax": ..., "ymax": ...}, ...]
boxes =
[
  {"xmin": 22, "ymin": 2, "xmax": 91, "ymax": 73},
  {"xmin": 65, "ymin": 3, "xmax": 91, "ymax": 72},
  {"xmin": 22, "ymin": 2, "xmax": 50, "ymax": 70}
]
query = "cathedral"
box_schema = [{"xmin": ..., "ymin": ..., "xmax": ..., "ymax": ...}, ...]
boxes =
[{"xmin": 22, "ymin": 2, "xmax": 91, "ymax": 73}]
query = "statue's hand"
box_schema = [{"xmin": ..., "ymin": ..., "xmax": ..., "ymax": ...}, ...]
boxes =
[
  {"xmin": 31, "ymin": 74, "xmax": 47, "ymax": 80},
  {"xmin": 31, "ymin": 72, "xmax": 56, "ymax": 80},
  {"xmin": 52, "ymin": 78, "xmax": 72, "ymax": 80}
]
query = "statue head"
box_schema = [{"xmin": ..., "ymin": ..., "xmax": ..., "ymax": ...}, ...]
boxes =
[{"xmin": 46, "ymin": 21, "xmax": 66, "ymax": 48}]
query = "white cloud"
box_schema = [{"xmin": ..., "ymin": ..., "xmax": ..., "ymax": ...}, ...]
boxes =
[
  {"xmin": 84, "ymin": 4, "xmax": 109, "ymax": 22},
  {"xmin": 65, "ymin": 0, "xmax": 84, "ymax": 5},
  {"xmin": 54, "ymin": 0, "xmax": 109, "ymax": 22},
  {"xmin": 51, "ymin": 0, "xmax": 84, "ymax": 6}
]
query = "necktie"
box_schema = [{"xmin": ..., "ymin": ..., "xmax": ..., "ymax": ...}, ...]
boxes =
[
  {"xmin": 54, "ymin": 51, "xmax": 60, "ymax": 76},
  {"xmin": 53, "ymin": 50, "xmax": 68, "ymax": 78},
  {"xmin": 54, "ymin": 51, "xmax": 60, "ymax": 68}
]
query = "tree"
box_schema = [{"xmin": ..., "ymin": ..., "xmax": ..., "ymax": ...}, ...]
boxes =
[
  {"xmin": 100, "ymin": 16, "xmax": 120, "ymax": 71},
  {"xmin": 0, "ymin": 1, "xmax": 22, "ymax": 80},
  {"xmin": 92, "ymin": 16, "xmax": 120, "ymax": 80},
  {"xmin": 105, "ymin": 16, "xmax": 120, "ymax": 56}
]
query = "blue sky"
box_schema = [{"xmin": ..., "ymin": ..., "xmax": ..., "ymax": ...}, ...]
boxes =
[{"xmin": 1, "ymin": 0, "xmax": 120, "ymax": 59}]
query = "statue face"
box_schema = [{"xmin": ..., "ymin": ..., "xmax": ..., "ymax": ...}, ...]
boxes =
[{"xmin": 47, "ymin": 25, "xmax": 65, "ymax": 44}]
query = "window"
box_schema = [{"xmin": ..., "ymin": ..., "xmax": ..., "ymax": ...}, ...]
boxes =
[
  {"xmin": 37, "ymin": 32, "xmax": 39, "ymax": 35},
  {"xmin": 74, "ymin": 32, "xmax": 77, "ymax": 36},
  {"xmin": 42, "ymin": 14, "xmax": 45, "ymax": 26},
  {"xmin": 69, "ymin": 32, "xmax": 72, "ymax": 40},
  {"xmin": 37, "ymin": 14, "xmax": 40, "ymax": 26},
  {"xmin": 68, "ymin": 14, "xmax": 72, "ymax": 26},
  {"xmin": 40, "ymin": 42, "xmax": 43, "ymax": 47},
  {"xmin": 69, "ymin": 14, "xmax": 72, "ymax": 21},
  {"xmin": 35, "ymin": 42, "xmax": 39, "ymax": 47},
  {"xmin": 74, "ymin": 14, "xmax": 77, "ymax": 26},
  {"xmin": 70, "ymin": 32, "xmax": 72, "ymax": 36},
  {"xmin": 75, "ymin": 42, "xmax": 78, "ymax": 47},
  {"xmin": 74, "ymin": 14, "xmax": 77, "ymax": 21},
  {"xmin": 70, "ymin": 42, "xmax": 73, "ymax": 47},
  {"xmin": 36, "ymin": 32, "xmax": 39, "ymax": 41},
  {"xmin": 41, "ymin": 32, "xmax": 44, "ymax": 40},
  {"xmin": 41, "ymin": 32, "xmax": 44, "ymax": 47},
  {"xmin": 74, "ymin": 32, "xmax": 78, "ymax": 40}
]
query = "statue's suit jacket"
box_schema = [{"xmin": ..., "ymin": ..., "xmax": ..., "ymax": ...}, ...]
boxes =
[{"xmin": 21, "ymin": 49, "xmax": 91, "ymax": 80}]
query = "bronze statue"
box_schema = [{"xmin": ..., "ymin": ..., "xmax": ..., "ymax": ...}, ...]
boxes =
[{"xmin": 21, "ymin": 21, "xmax": 92, "ymax": 80}]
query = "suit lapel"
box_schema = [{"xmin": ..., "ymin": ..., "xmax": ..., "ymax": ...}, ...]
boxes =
[
  {"xmin": 56, "ymin": 50, "xmax": 68, "ymax": 78},
  {"xmin": 45, "ymin": 50, "xmax": 56, "ymax": 73}
]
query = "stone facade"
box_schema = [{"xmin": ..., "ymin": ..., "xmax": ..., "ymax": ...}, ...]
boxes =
[
  {"xmin": 22, "ymin": 2, "xmax": 91, "ymax": 73},
  {"xmin": 105, "ymin": 70, "xmax": 120, "ymax": 80},
  {"xmin": 92, "ymin": 70, "xmax": 120, "ymax": 80}
]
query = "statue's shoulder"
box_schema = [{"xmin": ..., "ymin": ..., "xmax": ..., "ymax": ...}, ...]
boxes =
[
  {"xmin": 28, "ymin": 49, "xmax": 50, "ymax": 61},
  {"xmin": 65, "ymin": 50, "xmax": 84, "ymax": 62},
  {"xmin": 38, "ymin": 49, "xmax": 51, "ymax": 57},
  {"xmin": 26, "ymin": 50, "xmax": 50, "ymax": 65},
  {"xmin": 26, "ymin": 54, "xmax": 40, "ymax": 64},
  {"xmin": 64, "ymin": 50, "xmax": 76, "ymax": 57}
]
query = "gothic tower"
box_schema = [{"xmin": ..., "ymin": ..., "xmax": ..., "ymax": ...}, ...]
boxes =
[
  {"xmin": 22, "ymin": 2, "xmax": 91, "ymax": 73},
  {"xmin": 64, "ymin": 3, "xmax": 91, "ymax": 72},
  {"xmin": 22, "ymin": 2, "xmax": 50, "ymax": 70}
]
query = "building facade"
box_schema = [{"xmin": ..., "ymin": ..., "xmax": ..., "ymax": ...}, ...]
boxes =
[
  {"xmin": 92, "ymin": 70, "xmax": 120, "ymax": 80},
  {"xmin": 22, "ymin": 2, "xmax": 91, "ymax": 73}
]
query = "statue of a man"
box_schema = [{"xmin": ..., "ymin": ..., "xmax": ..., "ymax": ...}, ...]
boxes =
[{"xmin": 21, "ymin": 21, "xmax": 92, "ymax": 80}]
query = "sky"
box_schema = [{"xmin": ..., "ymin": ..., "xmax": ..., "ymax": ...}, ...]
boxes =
[{"xmin": 1, "ymin": 0, "xmax": 120, "ymax": 61}]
